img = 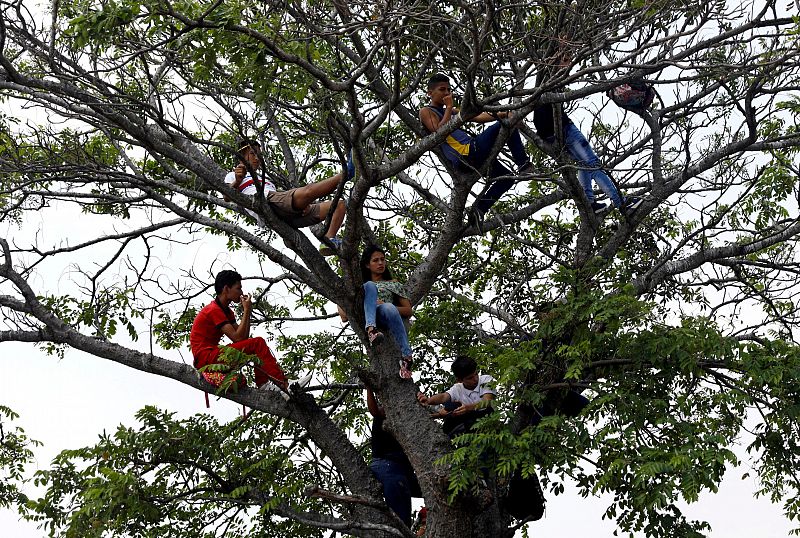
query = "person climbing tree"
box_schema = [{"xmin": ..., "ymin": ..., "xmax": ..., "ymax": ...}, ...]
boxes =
[
  {"xmin": 533, "ymin": 38, "xmax": 642, "ymax": 217},
  {"xmin": 419, "ymin": 73, "xmax": 532, "ymax": 232},
  {"xmin": 190, "ymin": 269, "xmax": 311, "ymax": 399},
  {"xmin": 417, "ymin": 356, "xmax": 495, "ymax": 437},
  {"xmin": 366, "ymin": 387, "xmax": 422, "ymax": 527},
  {"xmin": 224, "ymin": 139, "xmax": 351, "ymax": 255}
]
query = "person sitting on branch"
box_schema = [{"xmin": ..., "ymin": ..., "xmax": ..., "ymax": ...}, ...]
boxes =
[
  {"xmin": 190, "ymin": 269, "xmax": 311, "ymax": 400},
  {"xmin": 224, "ymin": 139, "xmax": 352, "ymax": 255},
  {"xmin": 339, "ymin": 245, "xmax": 414, "ymax": 379},
  {"xmin": 419, "ymin": 73, "xmax": 532, "ymax": 233},
  {"xmin": 417, "ymin": 356, "xmax": 495, "ymax": 437}
]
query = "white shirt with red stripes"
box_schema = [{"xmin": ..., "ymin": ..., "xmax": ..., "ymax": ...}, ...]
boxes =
[{"xmin": 224, "ymin": 171, "xmax": 277, "ymax": 195}]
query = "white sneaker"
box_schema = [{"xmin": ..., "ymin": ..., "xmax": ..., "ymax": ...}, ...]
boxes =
[
  {"xmin": 289, "ymin": 374, "xmax": 313, "ymax": 390},
  {"xmin": 260, "ymin": 382, "xmax": 290, "ymax": 401}
]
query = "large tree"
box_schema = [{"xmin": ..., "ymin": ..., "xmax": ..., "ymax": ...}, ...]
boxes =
[{"xmin": 2, "ymin": 0, "xmax": 800, "ymax": 536}]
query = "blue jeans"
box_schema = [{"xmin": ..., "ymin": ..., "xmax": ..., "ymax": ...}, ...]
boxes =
[
  {"xmin": 561, "ymin": 123, "xmax": 623, "ymax": 207},
  {"xmin": 363, "ymin": 282, "xmax": 412, "ymax": 357},
  {"xmin": 370, "ymin": 457, "xmax": 418, "ymax": 526},
  {"xmin": 466, "ymin": 122, "xmax": 530, "ymax": 214}
]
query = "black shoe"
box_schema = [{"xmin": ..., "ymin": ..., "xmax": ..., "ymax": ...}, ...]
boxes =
[
  {"xmin": 621, "ymin": 196, "xmax": 643, "ymax": 217},
  {"xmin": 467, "ymin": 206, "xmax": 486, "ymax": 233},
  {"xmin": 591, "ymin": 201, "xmax": 609, "ymax": 215}
]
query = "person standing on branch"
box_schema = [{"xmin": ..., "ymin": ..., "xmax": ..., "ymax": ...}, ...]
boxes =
[
  {"xmin": 420, "ymin": 74, "xmax": 532, "ymax": 233},
  {"xmin": 190, "ymin": 270, "xmax": 311, "ymax": 399},
  {"xmin": 224, "ymin": 139, "xmax": 352, "ymax": 255},
  {"xmin": 366, "ymin": 387, "xmax": 421, "ymax": 527}
]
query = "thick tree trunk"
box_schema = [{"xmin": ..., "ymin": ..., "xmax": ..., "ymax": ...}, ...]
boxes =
[{"xmin": 364, "ymin": 338, "xmax": 514, "ymax": 538}]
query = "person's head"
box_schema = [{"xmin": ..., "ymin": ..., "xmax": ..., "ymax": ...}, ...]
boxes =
[
  {"xmin": 426, "ymin": 73, "xmax": 451, "ymax": 106},
  {"xmin": 236, "ymin": 138, "xmax": 262, "ymax": 170},
  {"xmin": 214, "ymin": 269, "xmax": 244, "ymax": 302},
  {"xmin": 360, "ymin": 245, "xmax": 393, "ymax": 283},
  {"xmin": 452, "ymin": 356, "xmax": 479, "ymax": 389}
]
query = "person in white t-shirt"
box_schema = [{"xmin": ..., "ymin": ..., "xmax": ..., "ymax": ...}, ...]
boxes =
[
  {"xmin": 224, "ymin": 139, "xmax": 351, "ymax": 255},
  {"xmin": 417, "ymin": 356, "xmax": 495, "ymax": 417}
]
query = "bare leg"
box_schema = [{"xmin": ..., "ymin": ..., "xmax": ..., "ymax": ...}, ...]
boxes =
[
  {"xmin": 292, "ymin": 172, "xmax": 345, "ymax": 211},
  {"xmin": 316, "ymin": 199, "xmax": 346, "ymax": 237},
  {"xmin": 332, "ymin": 200, "xmax": 346, "ymax": 236}
]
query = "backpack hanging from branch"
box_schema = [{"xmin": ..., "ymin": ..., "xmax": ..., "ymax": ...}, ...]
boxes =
[{"xmin": 607, "ymin": 81, "xmax": 657, "ymax": 113}]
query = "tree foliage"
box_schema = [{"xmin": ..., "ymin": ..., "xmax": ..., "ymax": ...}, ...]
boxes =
[
  {"xmin": 0, "ymin": 405, "xmax": 38, "ymax": 511},
  {"xmin": 1, "ymin": 0, "xmax": 800, "ymax": 536}
]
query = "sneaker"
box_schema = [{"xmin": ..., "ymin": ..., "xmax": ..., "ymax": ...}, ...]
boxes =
[
  {"xmin": 319, "ymin": 236, "xmax": 343, "ymax": 256},
  {"xmin": 289, "ymin": 373, "xmax": 313, "ymax": 390},
  {"xmin": 590, "ymin": 201, "xmax": 609, "ymax": 215},
  {"xmin": 621, "ymin": 196, "xmax": 643, "ymax": 217},
  {"xmin": 466, "ymin": 206, "xmax": 486, "ymax": 234},
  {"xmin": 367, "ymin": 327, "xmax": 384, "ymax": 347},
  {"xmin": 399, "ymin": 356, "xmax": 413, "ymax": 379},
  {"xmin": 260, "ymin": 382, "xmax": 290, "ymax": 401}
]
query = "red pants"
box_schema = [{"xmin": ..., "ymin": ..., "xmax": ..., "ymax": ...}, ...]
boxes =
[{"xmin": 195, "ymin": 337, "xmax": 286, "ymax": 387}]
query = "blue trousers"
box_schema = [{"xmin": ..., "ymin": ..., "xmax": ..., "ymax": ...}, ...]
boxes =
[
  {"xmin": 363, "ymin": 282, "xmax": 412, "ymax": 357},
  {"xmin": 370, "ymin": 457, "xmax": 418, "ymax": 526}
]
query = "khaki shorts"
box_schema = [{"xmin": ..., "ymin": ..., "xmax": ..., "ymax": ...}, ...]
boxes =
[{"xmin": 266, "ymin": 188, "xmax": 323, "ymax": 228}]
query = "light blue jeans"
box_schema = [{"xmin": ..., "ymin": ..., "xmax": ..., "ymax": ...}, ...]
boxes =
[
  {"xmin": 562, "ymin": 123, "xmax": 623, "ymax": 207},
  {"xmin": 363, "ymin": 281, "xmax": 412, "ymax": 357}
]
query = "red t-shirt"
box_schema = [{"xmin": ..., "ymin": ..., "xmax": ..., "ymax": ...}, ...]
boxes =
[{"xmin": 190, "ymin": 299, "xmax": 236, "ymax": 367}]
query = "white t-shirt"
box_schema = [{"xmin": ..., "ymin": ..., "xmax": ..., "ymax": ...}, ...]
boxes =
[
  {"xmin": 223, "ymin": 171, "xmax": 274, "ymax": 226},
  {"xmin": 446, "ymin": 374, "xmax": 496, "ymax": 405},
  {"xmin": 224, "ymin": 171, "xmax": 277, "ymax": 195}
]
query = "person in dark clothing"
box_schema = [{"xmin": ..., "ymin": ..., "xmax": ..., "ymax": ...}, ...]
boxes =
[
  {"xmin": 533, "ymin": 35, "xmax": 642, "ymax": 217},
  {"xmin": 367, "ymin": 388, "xmax": 421, "ymax": 526}
]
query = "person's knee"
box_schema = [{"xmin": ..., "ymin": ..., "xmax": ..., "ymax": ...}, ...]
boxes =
[
  {"xmin": 377, "ymin": 303, "xmax": 400, "ymax": 317},
  {"xmin": 363, "ymin": 281, "xmax": 377, "ymax": 292},
  {"xmin": 315, "ymin": 200, "xmax": 332, "ymax": 215},
  {"xmin": 249, "ymin": 336, "xmax": 268, "ymax": 352}
]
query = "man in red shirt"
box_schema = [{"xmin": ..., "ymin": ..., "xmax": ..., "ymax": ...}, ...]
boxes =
[{"xmin": 190, "ymin": 269, "xmax": 310, "ymax": 398}]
